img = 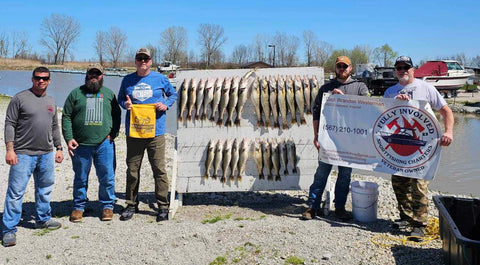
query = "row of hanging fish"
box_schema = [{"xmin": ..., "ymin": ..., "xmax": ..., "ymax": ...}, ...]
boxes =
[
  {"xmin": 177, "ymin": 73, "xmax": 320, "ymax": 129},
  {"xmin": 203, "ymin": 137, "xmax": 298, "ymax": 183}
]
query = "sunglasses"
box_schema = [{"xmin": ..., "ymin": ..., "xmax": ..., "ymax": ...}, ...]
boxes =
[
  {"xmin": 136, "ymin": 56, "xmax": 151, "ymax": 62},
  {"xmin": 33, "ymin": 76, "xmax": 50, "ymax": 81},
  {"xmin": 88, "ymin": 70, "xmax": 103, "ymax": 76},
  {"xmin": 336, "ymin": 64, "xmax": 348, "ymax": 69},
  {"xmin": 395, "ymin": 66, "xmax": 411, "ymax": 71}
]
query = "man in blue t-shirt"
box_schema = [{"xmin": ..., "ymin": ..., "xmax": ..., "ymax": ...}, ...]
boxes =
[{"xmin": 118, "ymin": 48, "xmax": 177, "ymax": 222}]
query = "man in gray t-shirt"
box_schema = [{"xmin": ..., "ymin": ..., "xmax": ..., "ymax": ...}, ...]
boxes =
[
  {"xmin": 2, "ymin": 67, "xmax": 64, "ymax": 247},
  {"xmin": 384, "ymin": 56, "xmax": 454, "ymax": 240}
]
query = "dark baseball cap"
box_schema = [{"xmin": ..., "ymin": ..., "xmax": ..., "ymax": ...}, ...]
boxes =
[{"xmin": 394, "ymin": 56, "xmax": 413, "ymax": 67}]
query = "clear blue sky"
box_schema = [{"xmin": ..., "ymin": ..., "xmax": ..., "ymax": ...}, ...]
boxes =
[{"xmin": 1, "ymin": 0, "xmax": 479, "ymax": 65}]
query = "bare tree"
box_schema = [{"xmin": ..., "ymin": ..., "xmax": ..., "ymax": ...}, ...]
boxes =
[
  {"xmin": 472, "ymin": 55, "xmax": 480, "ymax": 68},
  {"xmin": 0, "ymin": 31, "xmax": 9, "ymax": 58},
  {"xmin": 94, "ymin": 31, "xmax": 106, "ymax": 66},
  {"xmin": 273, "ymin": 32, "xmax": 299, "ymax": 67},
  {"xmin": 11, "ymin": 31, "xmax": 30, "ymax": 59},
  {"xmin": 250, "ymin": 34, "xmax": 269, "ymax": 62},
  {"xmin": 160, "ymin": 26, "xmax": 188, "ymax": 65},
  {"xmin": 372, "ymin": 44, "xmax": 397, "ymax": 67},
  {"xmin": 40, "ymin": 14, "xmax": 81, "ymax": 64},
  {"xmin": 313, "ymin": 41, "xmax": 333, "ymax": 66},
  {"xmin": 231, "ymin": 44, "xmax": 249, "ymax": 66},
  {"xmin": 303, "ymin": 30, "xmax": 317, "ymax": 66},
  {"xmin": 453, "ymin": 52, "xmax": 467, "ymax": 66},
  {"xmin": 197, "ymin": 23, "xmax": 227, "ymax": 68},
  {"xmin": 105, "ymin": 27, "xmax": 127, "ymax": 68}
]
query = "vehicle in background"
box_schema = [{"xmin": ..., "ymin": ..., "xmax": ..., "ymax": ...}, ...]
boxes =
[
  {"xmin": 356, "ymin": 64, "xmax": 398, "ymax": 96},
  {"xmin": 414, "ymin": 60, "xmax": 472, "ymax": 98},
  {"xmin": 157, "ymin": 61, "xmax": 180, "ymax": 73}
]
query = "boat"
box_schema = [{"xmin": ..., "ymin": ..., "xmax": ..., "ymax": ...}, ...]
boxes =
[
  {"xmin": 380, "ymin": 128, "xmax": 426, "ymax": 147},
  {"xmin": 414, "ymin": 60, "xmax": 473, "ymax": 97}
]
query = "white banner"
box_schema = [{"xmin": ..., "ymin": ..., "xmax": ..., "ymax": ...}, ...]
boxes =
[{"xmin": 318, "ymin": 94, "xmax": 443, "ymax": 180}]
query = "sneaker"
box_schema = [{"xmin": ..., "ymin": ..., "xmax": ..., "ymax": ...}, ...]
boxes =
[
  {"xmin": 301, "ymin": 208, "xmax": 317, "ymax": 220},
  {"xmin": 156, "ymin": 209, "xmax": 169, "ymax": 222},
  {"xmin": 2, "ymin": 232, "xmax": 16, "ymax": 247},
  {"xmin": 101, "ymin": 208, "xmax": 114, "ymax": 221},
  {"xmin": 334, "ymin": 208, "xmax": 353, "ymax": 221},
  {"xmin": 409, "ymin": 227, "xmax": 426, "ymax": 242},
  {"xmin": 391, "ymin": 219, "xmax": 409, "ymax": 230},
  {"xmin": 35, "ymin": 219, "xmax": 62, "ymax": 230},
  {"xmin": 70, "ymin": 209, "xmax": 83, "ymax": 223},
  {"xmin": 119, "ymin": 206, "xmax": 136, "ymax": 221}
]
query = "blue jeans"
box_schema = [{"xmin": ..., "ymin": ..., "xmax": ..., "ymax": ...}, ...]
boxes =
[
  {"xmin": 71, "ymin": 139, "xmax": 116, "ymax": 211},
  {"xmin": 2, "ymin": 152, "xmax": 55, "ymax": 234},
  {"xmin": 307, "ymin": 160, "xmax": 352, "ymax": 210}
]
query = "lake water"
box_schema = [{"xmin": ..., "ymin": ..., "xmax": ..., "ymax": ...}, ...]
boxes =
[{"xmin": 1, "ymin": 70, "xmax": 479, "ymax": 196}]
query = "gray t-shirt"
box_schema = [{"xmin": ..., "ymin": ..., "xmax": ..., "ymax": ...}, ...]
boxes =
[
  {"xmin": 384, "ymin": 78, "xmax": 447, "ymax": 111},
  {"xmin": 4, "ymin": 89, "xmax": 61, "ymax": 155}
]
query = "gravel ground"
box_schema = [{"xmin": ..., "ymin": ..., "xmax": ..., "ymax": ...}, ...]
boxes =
[{"xmin": 0, "ymin": 94, "xmax": 476, "ymax": 265}]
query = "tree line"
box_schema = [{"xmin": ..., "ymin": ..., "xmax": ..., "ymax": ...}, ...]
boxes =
[{"xmin": 1, "ymin": 14, "xmax": 479, "ymax": 72}]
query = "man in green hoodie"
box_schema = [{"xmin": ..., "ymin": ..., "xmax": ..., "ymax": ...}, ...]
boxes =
[{"xmin": 62, "ymin": 64, "xmax": 121, "ymax": 222}]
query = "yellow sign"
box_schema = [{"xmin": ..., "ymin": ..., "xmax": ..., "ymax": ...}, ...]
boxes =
[{"xmin": 129, "ymin": 104, "xmax": 156, "ymax": 138}]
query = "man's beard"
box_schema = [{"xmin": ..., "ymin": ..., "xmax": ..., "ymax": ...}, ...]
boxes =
[
  {"xmin": 398, "ymin": 75, "xmax": 410, "ymax": 84},
  {"xmin": 336, "ymin": 71, "xmax": 349, "ymax": 80},
  {"xmin": 85, "ymin": 77, "xmax": 103, "ymax": 93}
]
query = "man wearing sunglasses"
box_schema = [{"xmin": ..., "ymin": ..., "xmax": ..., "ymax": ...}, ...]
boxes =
[
  {"xmin": 3, "ymin": 67, "xmax": 64, "ymax": 247},
  {"xmin": 118, "ymin": 47, "xmax": 178, "ymax": 222},
  {"xmin": 302, "ymin": 56, "xmax": 369, "ymax": 221},
  {"xmin": 384, "ymin": 56, "xmax": 454, "ymax": 240},
  {"xmin": 62, "ymin": 64, "xmax": 121, "ymax": 223}
]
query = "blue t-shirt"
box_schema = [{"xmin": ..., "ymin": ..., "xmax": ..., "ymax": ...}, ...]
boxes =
[{"xmin": 118, "ymin": 71, "xmax": 178, "ymax": 136}]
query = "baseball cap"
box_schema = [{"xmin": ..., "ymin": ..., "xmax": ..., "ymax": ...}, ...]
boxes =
[
  {"xmin": 335, "ymin": 56, "xmax": 351, "ymax": 66},
  {"xmin": 86, "ymin": 63, "xmax": 104, "ymax": 74},
  {"xmin": 136, "ymin": 47, "xmax": 151, "ymax": 58},
  {"xmin": 394, "ymin": 56, "xmax": 413, "ymax": 67}
]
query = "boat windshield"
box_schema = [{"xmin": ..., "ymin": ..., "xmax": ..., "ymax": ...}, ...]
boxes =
[{"xmin": 446, "ymin": 62, "xmax": 464, "ymax": 71}]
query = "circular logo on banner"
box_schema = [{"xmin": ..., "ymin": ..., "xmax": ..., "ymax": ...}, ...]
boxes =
[{"xmin": 372, "ymin": 106, "xmax": 440, "ymax": 169}]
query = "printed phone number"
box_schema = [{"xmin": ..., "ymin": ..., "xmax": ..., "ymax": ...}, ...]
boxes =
[{"xmin": 322, "ymin": 124, "xmax": 368, "ymax": 136}]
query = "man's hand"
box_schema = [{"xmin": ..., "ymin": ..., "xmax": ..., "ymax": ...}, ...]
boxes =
[
  {"xmin": 332, "ymin": 88, "xmax": 344, "ymax": 95},
  {"xmin": 125, "ymin": 95, "xmax": 132, "ymax": 110},
  {"xmin": 313, "ymin": 136, "xmax": 320, "ymax": 150},
  {"xmin": 55, "ymin": 150, "xmax": 63, "ymax": 163},
  {"xmin": 395, "ymin": 94, "xmax": 410, "ymax": 101},
  {"xmin": 5, "ymin": 149, "xmax": 17, "ymax": 166},
  {"xmin": 440, "ymin": 132, "xmax": 453, "ymax": 146},
  {"xmin": 155, "ymin": 102, "xmax": 168, "ymax": 111},
  {"xmin": 68, "ymin": 139, "xmax": 79, "ymax": 157}
]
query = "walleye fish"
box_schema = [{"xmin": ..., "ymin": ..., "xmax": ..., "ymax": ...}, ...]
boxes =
[
  {"xmin": 250, "ymin": 77, "xmax": 263, "ymax": 127},
  {"xmin": 259, "ymin": 77, "xmax": 271, "ymax": 127},
  {"xmin": 195, "ymin": 78, "xmax": 206, "ymax": 120},
  {"xmin": 302, "ymin": 75, "xmax": 311, "ymax": 115},
  {"xmin": 286, "ymin": 138, "xmax": 298, "ymax": 174},
  {"xmin": 261, "ymin": 140, "xmax": 273, "ymax": 181},
  {"xmin": 226, "ymin": 76, "xmax": 240, "ymax": 127},
  {"xmin": 210, "ymin": 77, "xmax": 223, "ymax": 121},
  {"xmin": 201, "ymin": 77, "xmax": 215, "ymax": 120},
  {"xmin": 285, "ymin": 75, "xmax": 297, "ymax": 125},
  {"xmin": 187, "ymin": 78, "xmax": 198, "ymax": 121},
  {"xmin": 217, "ymin": 77, "xmax": 232, "ymax": 126},
  {"xmin": 213, "ymin": 139, "xmax": 224, "ymax": 180},
  {"xmin": 252, "ymin": 138, "xmax": 264, "ymax": 179},
  {"xmin": 229, "ymin": 138, "xmax": 240, "ymax": 181},
  {"xmin": 178, "ymin": 78, "xmax": 189, "ymax": 122},
  {"xmin": 235, "ymin": 76, "xmax": 250, "ymax": 126},
  {"xmin": 221, "ymin": 139, "xmax": 233, "ymax": 183},
  {"xmin": 268, "ymin": 75, "xmax": 279, "ymax": 128},
  {"xmin": 237, "ymin": 138, "xmax": 250, "ymax": 181},
  {"xmin": 270, "ymin": 139, "xmax": 281, "ymax": 181},
  {"xmin": 277, "ymin": 75, "xmax": 288, "ymax": 129},
  {"xmin": 278, "ymin": 139, "xmax": 288, "ymax": 175},
  {"xmin": 203, "ymin": 139, "xmax": 215, "ymax": 179},
  {"xmin": 309, "ymin": 75, "xmax": 320, "ymax": 110},
  {"xmin": 294, "ymin": 75, "xmax": 306, "ymax": 124}
]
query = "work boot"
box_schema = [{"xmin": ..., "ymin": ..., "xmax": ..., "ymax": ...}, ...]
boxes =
[
  {"xmin": 70, "ymin": 209, "xmax": 83, "ymax": 223},
  {"xmin": 35, "ymin": 219, "xmax": 62, "ymax": 230},
  {"xmin": 101, "ymin": 208, "xmax": 114, "ymax": 221},
  {"xmin": 119, "ymin": 206, "xmax": 137, "ymax": 221},
  {"xmin": 409, "ymin": 227, "xmax": 426, "ymax": 242},
  {"xmin": 2, "ymin": 232, "xmax": 16, "ymax": 247},
  {"xmin": 391, "ymin": 219, "xmax": 409, "ymax": 230},
  {"xmin": 156, "ymin": 209, "xmax": 169, "ymax": 222},
  {"xmin": 334, "ymin": 208, "xmax": 353, "ymax": 221},
  {"xmin": 301, "ymin": 208, "xmax": 317, "ymax": 220}
]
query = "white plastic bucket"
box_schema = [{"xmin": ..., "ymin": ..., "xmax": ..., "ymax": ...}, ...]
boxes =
[{"xmin": 350, "ymin": 181, "xmax": 379, "ymax": 222}]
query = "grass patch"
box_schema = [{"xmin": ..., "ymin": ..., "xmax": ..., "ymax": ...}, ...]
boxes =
[
  {"xmin": 284, "ymin": 255, "xmax": 305, "ymax": 265},
  {"xmin": 202, "ymin": 213, "xmax": 232, "ymax": 224},
  {"xmin": 71, "ymin": 235, "xmax": 79, "ymax": 239},
  {"xmin": 209, "ymin": 256, "xmax": 227, "ymax": 265},
  {"xmin": 46, "ymin": 254, "xmax": 52, "ymax": 259},
  {"xmin": 33, "ymin": 229, "xmax": 52, "ymax": 236}
]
